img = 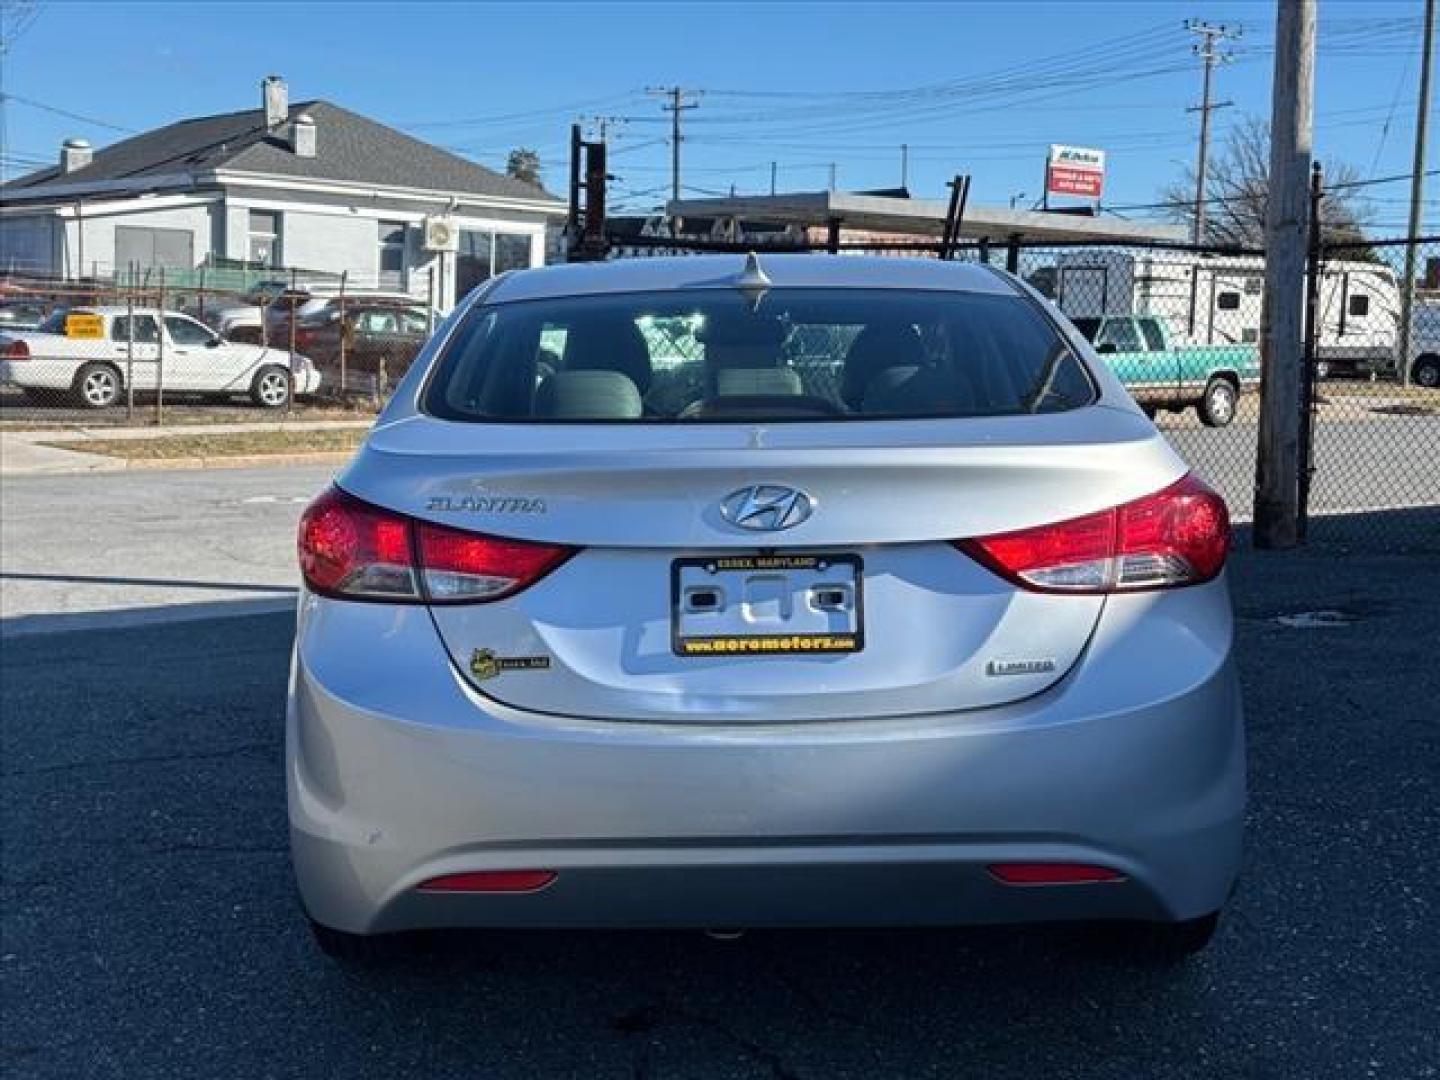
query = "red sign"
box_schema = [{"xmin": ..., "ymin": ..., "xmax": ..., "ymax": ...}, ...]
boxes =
[{"xmin": 1047, "ymin": 164, "xmax": 1104, "ymax": 199}]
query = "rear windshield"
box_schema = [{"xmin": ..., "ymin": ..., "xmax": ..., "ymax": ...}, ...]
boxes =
[{"xmin": 423, "ymin": 288, "xmax": 1094, "ymax": 423}]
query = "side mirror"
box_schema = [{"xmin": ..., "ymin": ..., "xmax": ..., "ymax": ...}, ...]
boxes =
[{"xmin": 1097, "ymin": 342, "xmax": 1118, "ymax": 354}]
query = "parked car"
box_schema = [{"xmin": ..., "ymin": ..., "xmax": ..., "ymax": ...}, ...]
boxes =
[
  {"xmin": 1069, "ymin": 314, "xmax": 1259, "ymax": 426},
  {"xmin": 233, "ymin": 290, "xmax": 422, "ymax": 346},
  {"xmin": 0, "ymin": 306, "xmax": 320, "ymax": 408},
  {"xmin": 0, "ymin": 300, "xmax": 52, "ymax": 331},
  {"xmin": 209, "ymin": 280, "xmax": 297, "ymax": 338},
  {"xmin": 291, "ymin": 255, "xmax": 1242, "ymax": 964},
  {"xmin": 294, "ymin": 303, "xmax": 433, "ymax": 384}
]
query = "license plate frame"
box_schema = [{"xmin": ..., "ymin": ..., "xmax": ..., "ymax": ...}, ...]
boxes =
[{"xmin": 670, "ymin": 552, "xmax": 865, "ymax": 657}]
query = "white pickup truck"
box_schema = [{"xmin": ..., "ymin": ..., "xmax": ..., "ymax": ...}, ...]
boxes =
[{"xmin": 0, "ymin": 307, "xmax": 321, "ymax": 409}]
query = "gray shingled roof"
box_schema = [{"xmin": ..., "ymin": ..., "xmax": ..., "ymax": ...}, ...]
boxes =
[{"xmin": 2, "ymin": 101, "xmax": 561, "ymax": 205}]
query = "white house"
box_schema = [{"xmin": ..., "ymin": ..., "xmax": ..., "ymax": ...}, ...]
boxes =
[{"xmin": 0, "ymin": 77, "xmax": 566, "ymax": 310}]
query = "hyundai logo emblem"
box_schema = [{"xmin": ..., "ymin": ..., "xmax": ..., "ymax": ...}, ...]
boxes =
[{"xmin": 720, "ymin": 485, "xmax": 814, "ymax": 532}]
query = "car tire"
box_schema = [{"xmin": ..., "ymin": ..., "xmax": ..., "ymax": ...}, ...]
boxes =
[
  {"xmin": 1412, "ymin": 355, "xmax": 1440, "ymax": 389},
  {"xmin": 1118, "ymin": 912, "xmax": 1220, "ymax": 965},
  {"xmin": 72, "ymin": 362, "xmax": 122, "ymax": 409},
  {"xmin": 1197, "ymin": 377, "xmax": 1238, "ymax": 428},
  {"xmin": 250, "ymin": 365, "xmax": 292, "ymax": 409}
]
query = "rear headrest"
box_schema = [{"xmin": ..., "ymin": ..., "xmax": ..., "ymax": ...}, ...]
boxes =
[
  {"xmin": 535, "ymin": 370, "xmax": 642, "ymax": 420},
  {"xmin": 561, "ymin": 318, "xmax": 653, "ymax": 393},
  {"xmin": 716, "ymin": 368, "xmax": 803, "ymax": 397},
  {"xmin": 841, "ymin": 322, "xmax": 926, "ymax": 409}
]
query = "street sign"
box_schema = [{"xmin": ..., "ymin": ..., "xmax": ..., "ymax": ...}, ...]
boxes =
[{"xmin": 1046, "ymin": 145, "xmax": 1106, "ymax": 200}]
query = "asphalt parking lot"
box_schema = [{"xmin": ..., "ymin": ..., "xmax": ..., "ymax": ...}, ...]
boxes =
[{"xmin": 2, "ymin": 512, "xmax": 1437, "ymax": 1079}]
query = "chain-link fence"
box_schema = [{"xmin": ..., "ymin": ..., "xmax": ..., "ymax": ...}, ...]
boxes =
[
  {"xmin": 597, "ymin": 230, "xmax": 1439, "ymax": 540},
  {"xmin": 1300, "ymin": 235, "xmax": 1440, "ymax": 543},
  {"xmin": 0, "ymin": 263, "xmax": 440, "ymax": 426}
]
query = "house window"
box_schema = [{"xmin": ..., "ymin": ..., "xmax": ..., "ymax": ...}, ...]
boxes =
[
  {"xmin": 455, "ymin": 230, "xmax": 534, "ymax": 302},
  {"xmin": 378, "ymin": 220, "xmax": 407, "ymax": 289},
  {"xmin": 249, "ymin": 211, "xmax": 281, "ymax": 267},
  {"xmin": 116, "ymin": 226, "xmax": 194, "ymax": 271},
  {"xmin": 1216, "ymin": 291, "xmax": 1241, "ymax": 311},
  {"xmin": 1348, "ymin": 293, "xmax": 1370, "ymax": 318},
  {"xmin": 495, "ymin": 233, "xmax": 531, "ymax": 274}
]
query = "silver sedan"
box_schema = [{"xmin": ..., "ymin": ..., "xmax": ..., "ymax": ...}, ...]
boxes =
[{"xmin": 288, "ymin": 255, "xmax": 1244, "ymax": 963}]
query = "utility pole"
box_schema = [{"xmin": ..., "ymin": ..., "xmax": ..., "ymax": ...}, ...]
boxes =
[
  {"xmin": 769, "ymin": 161, "xmax": 777, "ymax": 195},
  {"xmin": 1397, "ymin": 0, "xmax": 1435, "ymax": 388},
  {"xmin": 828, "ymin": 162, "xmax": 838, "ymax": 191},
  {"xmin": 583, "ymin": 115, "xmax": 627, "ymax": 143},
  {"xmin": 1254, "ymin": 0, "xmax": 1315, "ymax": 549},
  {"xmin": 901, "ymin": 144, "xmax": 909, "ymax": 190},
  {"xmin": 1186, "ymin": 19, "xmax": 1241, "ymax": 243},
  {"xmin": 647, "ymin": 86, "xmax": 700, "ymax": 204}
]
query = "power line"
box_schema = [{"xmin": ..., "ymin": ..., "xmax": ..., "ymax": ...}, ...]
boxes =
[{"xmin": 0, "ymin": 91, "xmax": 134, "ymax": 133}]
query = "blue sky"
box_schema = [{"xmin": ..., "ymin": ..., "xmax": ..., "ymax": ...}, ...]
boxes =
[{"xmin": 1, "ymin": 1, "xmax": 1433, "ymax": 230}]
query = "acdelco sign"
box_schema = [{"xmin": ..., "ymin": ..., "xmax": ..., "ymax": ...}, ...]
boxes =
[{"xmin": 1046, "ymin": 144, "xmax": 1106, "ymax": 199}]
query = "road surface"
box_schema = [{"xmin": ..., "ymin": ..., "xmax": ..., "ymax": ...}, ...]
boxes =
[{"xmin": 2, "ymin": 531, "xmax": 1437, "ymax": 1078}]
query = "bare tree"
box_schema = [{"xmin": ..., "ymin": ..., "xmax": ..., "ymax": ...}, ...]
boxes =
[
  {"xmin": 1162, "ymin": 116, "xmax": 1373, "ymax": 249},
  {"xmin": 505, "ymin": 148, "xmax": 542, "ymax": 188}
]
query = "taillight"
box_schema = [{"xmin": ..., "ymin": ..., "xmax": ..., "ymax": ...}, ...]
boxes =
[
  {"xmin": 297, "ymin": 486, "xmax": 575, "ymax": 603},
  {"xmin": 1, "ymin": 339, "xmax": 29, "ymax": 361},
  {"xmin": 415, "ymin": 519, "xmax": 574, "ymax": 602},
  {"xmin": 955, "ymin": 473, "xmax": 1229, "ymax": 593}
]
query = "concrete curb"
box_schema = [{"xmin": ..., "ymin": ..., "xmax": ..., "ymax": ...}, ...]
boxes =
[{"xmin": 118, "ymin": 450, "xmax": 354, "ymax": 472}]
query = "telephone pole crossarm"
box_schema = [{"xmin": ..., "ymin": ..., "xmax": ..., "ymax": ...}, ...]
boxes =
[{"xmin": 646, "ymin": 86, "xmax": 702, "ymax": 205}]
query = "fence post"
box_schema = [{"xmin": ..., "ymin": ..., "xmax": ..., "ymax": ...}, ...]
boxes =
[
  {"xmin": 1297, "ymin": 163, "xmax": 1324, "ymax": 541},
  {"xmin": 155, "ymin": 267, "xmax": 166, "ymax": 425},
  {"xmin": 427, "ymin": 265, "xmax": 437, "ymax": 334},
  {"xmin": 287, "ymin": 276, "xmax": 298, "ymax": 419},
  {"xmin": 125, "ymin": 281, "xmax": 136, "ymax": 423},
  {"xmin": 338, "ymin": 270, "xmax": 348, "ymax": 396},
  {"xmin": 1005, "ymin": 235, "xmax": 1021, "ymax": 274}
]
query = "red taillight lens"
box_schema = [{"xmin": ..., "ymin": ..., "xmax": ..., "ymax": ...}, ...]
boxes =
[
  {"xmin": 297, "ymin": 486, "xmax": 575, "ymax": 603},
  {"xmin": 415, "ymin": 519, "xmax": 575, "ymax": 603},
  {"xmin": 988, "ymin": 863, "xmax": 1125, "ymax": 885},
  {"xmin": 1, "ymin": 339, "xmax": 30, "ymax": 361},
  {"xmin": 416, "ymin": 870, "xmax": 557, "ymax": 894},
  {"xmin": 956, "ymin": 473, "xmax": 1229, "ymax": 593},
  {"xmin": 298, "ymin": 487, "xmax": 417, "ymax": 599}
]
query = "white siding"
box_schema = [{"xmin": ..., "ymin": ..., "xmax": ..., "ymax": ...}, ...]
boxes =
[{"xmin": 61, "ymin": 201, "xmax": 218, "ymax": 278}]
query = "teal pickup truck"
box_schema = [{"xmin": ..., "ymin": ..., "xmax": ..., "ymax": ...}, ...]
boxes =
[{"xmin": 1070, "ymin": 315, "xmax": 1260, "ymax": 427}]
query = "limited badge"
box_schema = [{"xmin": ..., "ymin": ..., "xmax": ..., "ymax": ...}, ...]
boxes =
[
  {"xmin": 470, "ymin": 648, "xmax": 550, "ymax": 681},
  {"xmin": 986, "ymin": 658, "xmax": 1057, "ymax": 677}
]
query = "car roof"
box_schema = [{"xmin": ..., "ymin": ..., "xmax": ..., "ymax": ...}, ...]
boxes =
[
  {"xmin": 485, "ymin": 254, "xmax": 1018, "ymax": 304},
  {"xmin": 58, "ymin": 306, "xmax": 198, "ymax": 317}
]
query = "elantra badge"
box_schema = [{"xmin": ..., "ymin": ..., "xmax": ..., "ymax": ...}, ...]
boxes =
[{"xmin": 720, "ymin": 485, "xmax": 814, "ymax": 532}]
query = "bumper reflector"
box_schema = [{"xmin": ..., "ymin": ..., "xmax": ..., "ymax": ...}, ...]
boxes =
[
  {"xmin": 417, "ymin": 870, "xmax": 557, "ymax": 894},
  {"xmin": 987, "ymin": 863, "xmax": 1125, "ymax": 885}
]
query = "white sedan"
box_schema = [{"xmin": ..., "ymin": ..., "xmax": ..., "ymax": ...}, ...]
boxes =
[{"xmin": 0, "ymin": 307, "xmax": 321, "ymax": 409}]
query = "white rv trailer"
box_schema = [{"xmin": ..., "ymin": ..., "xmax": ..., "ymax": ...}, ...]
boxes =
[{"xmin": 1049, "ymin": 250, "xmax": 1401, "ymax": 377}]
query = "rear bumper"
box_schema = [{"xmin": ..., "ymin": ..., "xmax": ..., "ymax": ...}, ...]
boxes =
[{"xmin": 288, "ymin": 584, "xmax": 1245, "ymax": 933}]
